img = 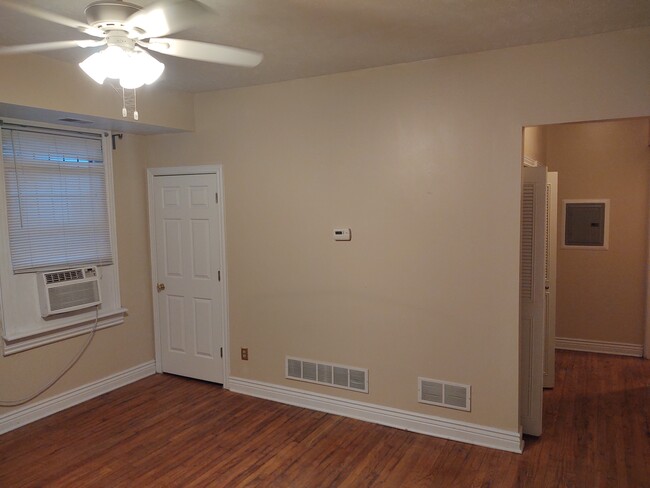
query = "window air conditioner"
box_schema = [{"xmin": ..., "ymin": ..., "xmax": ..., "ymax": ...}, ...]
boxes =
[{"xmin": 37, "ymin": 266, "xmax": 102, "ymax": 317}]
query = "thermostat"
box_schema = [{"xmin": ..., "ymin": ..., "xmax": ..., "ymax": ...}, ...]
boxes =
[{"xmin": 333, "ymin": 228, "xmax": 351, "ymax": 241}]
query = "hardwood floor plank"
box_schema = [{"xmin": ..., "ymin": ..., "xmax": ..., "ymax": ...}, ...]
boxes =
[{"xmin": 1, "ymin": 351, "xmax": 649, "ymax": 487}]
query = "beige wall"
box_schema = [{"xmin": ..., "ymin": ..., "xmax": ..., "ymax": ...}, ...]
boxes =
[
  {"xmin": 0, "ymin": 53, "xmax": 194, "ymax": 132},
  {"xmin": 0, "ymin": 133, "xmax": 154, "ymax": 414},
  {"xmin": 146, "ymin": 28, "xmax": 650, "ymax": 432},
  {"xmin": 1, "ymin": 27, "xmax": 648, "ymax": 434},
  {"xmin": 0, "ymin": 52, "xmax": 182, "ymax": 416},
  {"xmin": 545, "ymin": 119, "xmax": 650, "ymax": 344},
  {"xmin": 523, "ymin": 126, "xmax": 547, "ymax": 165}
]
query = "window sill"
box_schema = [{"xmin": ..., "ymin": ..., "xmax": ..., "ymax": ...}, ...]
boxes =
[{"xmin": 2, "ymin": 307, "xmax": 127, "ymax": 356}]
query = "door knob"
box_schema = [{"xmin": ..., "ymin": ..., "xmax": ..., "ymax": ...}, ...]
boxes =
[{"xmin": 157, "ymin": 283, "xmax": 166, "ymax": 292}]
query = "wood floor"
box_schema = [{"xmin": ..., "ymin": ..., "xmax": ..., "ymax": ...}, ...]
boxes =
[{"xmin": 1, "ymin": 351, "xmax": 648, "ymax": 487}]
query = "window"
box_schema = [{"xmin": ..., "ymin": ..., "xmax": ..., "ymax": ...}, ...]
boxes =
[
  {"xmin": 2, "ymin": 126, "xmax": 113, "ymax": 272},
  {"xmin": 562, "ymin": 199, "xmax": 610, "ymax": 250},
  {"xmin": 0, "ymin": 121, "xmax": 125, "ymax": 355}
]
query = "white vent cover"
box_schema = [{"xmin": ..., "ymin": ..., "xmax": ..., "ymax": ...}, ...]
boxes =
[
  {"xmin": 521, "ymin": 183, "xmax": 535, "ymax": 301},
  {"xmin": 286, "ymin": 357, "xmax": 368, "ymax": 393},
  {"xmin": 418, "ymin": 377, "xmax": 471, "ymax": 411}
]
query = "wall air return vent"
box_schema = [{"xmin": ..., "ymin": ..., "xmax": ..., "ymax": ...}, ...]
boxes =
[
  {"xmin": 58, "ymin": 117, "xmax": 93, "ymax": 124},
  {"xmin": 418, "ymin": 377, "xmax": 471, "ymax": 412},
  {"xmin": 287, "ymin": 358, "xmax": 302, "ymax": 379},
  {"xmin": 302, "ymin": 361, "xmax": 317, "ymax": 382},
  {"xmin": 286, "ymin": 356, "xmax": 368, "ymax": 393}
]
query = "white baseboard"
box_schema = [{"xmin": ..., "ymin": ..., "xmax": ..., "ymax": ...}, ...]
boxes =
[
  {"xmin": 556, "ymin": 337, "xmax": 643, "ymax": 357},
  {"xmin": 0, "ymin": 360, "xmax": 156, "ymax": 435},
  {"xmin": 228, "ymin": 377, "xmax": 523, "ymax": 454}
]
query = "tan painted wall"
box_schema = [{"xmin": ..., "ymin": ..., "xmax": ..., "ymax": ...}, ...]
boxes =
[
  {"xmin": 146, "ymin": 28, "xmax": 650, "ymax": 432},
  {"xmin": 546, "ymin": 119, "xmax": 650, "ymax": 344},
  {"xmin": 1, "ymin": 27, "xmax": 648, "ymax": 433},
  {"xmin": 0, "ymin": 53, "xmax": 194, "ymax": 132},
  {"xmin": 0, "ymin": 52, "xmax": 178, "ymax": 415},
  {"xmin": 523, "ymin": 126, "xmax": 547, "ymax": 165},
  {"xmin": 0, "ymin": 134, "xmax": 154, "ymax": 414}
]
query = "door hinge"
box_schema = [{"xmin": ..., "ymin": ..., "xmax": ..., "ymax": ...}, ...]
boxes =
[
  {"xmin": 218, "ymin": 270, "xmax": 221, "ymax": 281},
  {"xmin": 220, "ymin": 347, "xmax": 223, "ymax": 358},
  {"xmin": 215, "ymin": 192, "xmax": 218, "ymax": 203}
]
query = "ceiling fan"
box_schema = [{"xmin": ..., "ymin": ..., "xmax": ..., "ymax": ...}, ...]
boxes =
[{"xmin": 0, "ymin": 0, "xmax": 263, "ymax": 91}]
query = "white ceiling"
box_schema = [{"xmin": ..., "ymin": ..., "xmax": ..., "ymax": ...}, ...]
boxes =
[{"xmin": 1, "ymin": 0, "xmax": 649, "ymax": 94}]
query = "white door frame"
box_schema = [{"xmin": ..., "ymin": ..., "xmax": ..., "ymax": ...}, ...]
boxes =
[
  {"xmin": 543, "ymin": 172, "xmax": 558, "ymax": 387},
  {"xmin": 643, "ymin": 159, "xmax": 650, "ymax": 359},
  {"xmin": 646, "ymin": 192, "xmax": 650, "ymax": 359},
  {"xmin": 147, "ymin": 165, "xmax": 230, "ymax": 388}
]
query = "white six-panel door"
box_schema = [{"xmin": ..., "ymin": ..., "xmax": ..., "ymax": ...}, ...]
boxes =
[{"xmin": 152, "ymin": 173, "xmax": 224, "ymax": 383}]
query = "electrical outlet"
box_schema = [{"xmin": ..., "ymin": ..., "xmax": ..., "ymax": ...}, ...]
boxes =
[{"xmin": 241, "ymin": 348, "xmax": 248, "ymax": 360}]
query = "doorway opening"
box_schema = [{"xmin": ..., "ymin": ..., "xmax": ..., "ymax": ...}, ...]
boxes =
[
  {"xmin": 520, "ymin": 117, "xmax": 650, "ymax": 438},
  {"xmin": 147, "ymin": 165, "xmax": 230, "ymax": 386}
]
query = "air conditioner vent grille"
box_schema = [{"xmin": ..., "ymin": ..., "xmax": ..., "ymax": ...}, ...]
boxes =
[
  {"xmin": 286, "ymin": 357, "xmax": 368, "ymax": 393},
  {"xmin": 418, "ymin": 377, "xmax": 471, "ymax": 412},
  {"xmin": 333, "ymin": 366, "xmax": 349, "ymax": 388},
  {"xmin": 37, "ymin": 266, "xmax": 101, "ymax": 317},
  {"xmin": 317, "ymin": 364, "xmax": 333, "ymax": 384},
  {"xmin": 302, "ymin": 361, "xmax": 317, "ymax": 382},
  {"xmin": 48, "ymin": 281, "xmax": 100, "ymax": 313},
  {"xmin": 421, "ymin": 381, "xmax": 443, "ymax": 404},
  {"xmin": 287, "ymin": 358, "xmax": 302, "ymax": 379},
  {"xmin": 444, "ymin": 384, "xmax": 469, "ymax": 410},
  {"xmin": 349, "ymin": 369, "xmax": 367, "ymax": 391},
  {"xmin": 45, "ymin": 269, "xmax": 85, "ymax": 284}
]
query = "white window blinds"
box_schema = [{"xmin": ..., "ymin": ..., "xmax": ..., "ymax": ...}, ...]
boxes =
[{"xmin": 1, "ymin": 126, "xmax": 113, "ymax": 273}]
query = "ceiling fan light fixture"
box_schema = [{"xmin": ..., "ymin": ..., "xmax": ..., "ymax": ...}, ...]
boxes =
[
  {"xmin": 104, "ymin": 45, "xmax": 130, "ymax": 79},
  {"xmin": 79, "ymin": 50, "xmax": 108, "ymax": 84},
  {"xmin": 2, "ymin": 0, "xmax": 262, "ymax": 119},
  {"xmin": 78, "ymin": 45, "xmax": 164, "ymax": 89},
  {"xmin": 119, "ymin": 49, "xmax": 165, "ymax": 89}
]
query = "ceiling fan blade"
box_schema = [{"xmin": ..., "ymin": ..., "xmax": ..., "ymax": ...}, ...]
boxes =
[
  {"xmin": 144, "ymin": 38, "xmax": 263, "ymax": 67},
  {"xmin": 0, "ymin": 40, "xmax": 105, "ymax": 55},
  {"xmin": 126, "ymin": 0, "xmax": 213, "ymax": 39},
  {"xmin": 0, "ymin": 0, "xmax": 102, "ymax": 37}
]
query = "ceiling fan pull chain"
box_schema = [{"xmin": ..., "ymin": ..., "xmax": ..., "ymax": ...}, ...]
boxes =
[
  {"xmin": 119, "ymin": 86, "xmax": 139, "ymax": 120},
  {"xmin": 133, "ymin": 89, "xmax": 139, "ymax": 121}
]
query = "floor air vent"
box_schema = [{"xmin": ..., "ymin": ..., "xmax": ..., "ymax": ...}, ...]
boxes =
[
  {"xmin": 418, "ymin": 377, "xmax": 471, "ymax": 411},
  {"xmin": 286, "ymin": 357, "xmax": 368, "ymax": 393}
]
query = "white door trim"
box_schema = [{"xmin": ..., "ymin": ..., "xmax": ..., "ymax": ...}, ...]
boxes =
[
  {"xmin": 543, "ymin": 172, "xmax": 558, "ymax": 388},
  {"xmin": 646, "ymin": 158, "xmax": 650, "ymax": 359},
  {"xmin": 146, "ymin": 165, "xmax": 230, "ymax": 388}
]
